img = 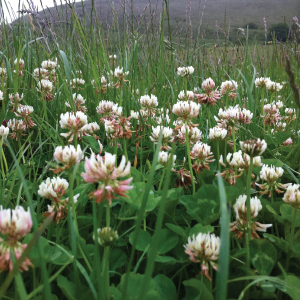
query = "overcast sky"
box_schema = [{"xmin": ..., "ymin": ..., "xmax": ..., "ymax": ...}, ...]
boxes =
[{"xmin": 1, "ymin": 0, "xmax": 81, "ymax": 22}]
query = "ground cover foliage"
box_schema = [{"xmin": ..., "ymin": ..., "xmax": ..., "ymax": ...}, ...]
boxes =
[{"xmin": 0, "ymin": 1, "xmax": 300, "ymax": 300}]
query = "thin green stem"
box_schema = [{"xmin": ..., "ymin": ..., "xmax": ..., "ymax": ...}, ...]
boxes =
[
  {"xmin": 285, "ymin": 207, "xmax": 298, "ymax": 272},
  {"xmin": 217, "ymin": 141, "xmax": 221, "ymax": 172},
  {"xmin": 158, "ymin": 168, "xmax": 165, "ymax": 191},
  {"xmin": 103, "ymin": 246, "xmax": 110, "ymax": 300},
  {"xmin": 185, "ymin": 130, "xmax": 195, "ymax": 195},
  {"xmin": 106, "ymin": 200, "xmax": 111, "ymax": 228}
]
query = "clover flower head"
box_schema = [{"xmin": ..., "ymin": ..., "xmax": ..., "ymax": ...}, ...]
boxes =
[
  {"xmin": 184, "ymin": 232, "xmax": 220, "ymax": 282},
  {"xmin": 177, "ymin": 66, "xmax": 194, "ymax": 76}
]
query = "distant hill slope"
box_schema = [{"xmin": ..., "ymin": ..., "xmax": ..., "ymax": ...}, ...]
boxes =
[{"xmin": 19, "ymin": 0, "xmax": 300, "ymax": 41}]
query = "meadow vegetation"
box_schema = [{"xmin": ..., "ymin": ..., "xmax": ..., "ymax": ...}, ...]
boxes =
[{"xmin": 0, "ymin": 1, "xmax": 300, "ymax": 299}]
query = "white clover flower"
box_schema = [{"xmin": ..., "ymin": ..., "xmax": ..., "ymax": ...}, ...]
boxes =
[
  {"xmin": 104, "ymin": 120, "xmax": 115, "ymax": 134},
  {"xmin": 54, "ymin": 145, "xmax": 83, "ymax": 167},
  {"xmin": 158, "ymin": 151, "xmax": 176, "ymax": 167},
  {"xmin": 59, "ymin": 111, "xmax": 88, "ymax": 130},
  {"xmin": 283, "ymin": 184, "xmax": 300, "ymax": 208},
  {"xmin": 82, "ymin": 122, "xmax": 100, "ymax": 135},
  {"xmin": 260, "ymin": 164, "xmax": 284, "ymax": 183},
  {"xmin": 96, "ymin": 100, "xmax": 118, "ymax": 116},
  {"xmin": 16, "ymin": 105, "xmax": 34, "ymax": 115},
  {"xmin": 0, "ymin": 91, "xmax": 3, "ymax": 101},
  {"xmin": 285, "ymin": 108, "xmax": 296, "ymax": 115},
  {"xmin": 178, "ymin": 90, "xmax": 194, "ymax": 100},
  {"xmin": 275, "ymin": 100, "xmax": 284, "ymax": 109},
  {"xmin": 72, "ymin": 93, "xmax": 86, "ymax": 104},
  {"xmin": 0, "ymin": 125, "xmax": 9, "ymax": 142},
  {"xmin": 220, "ymin": 80, "xmax": 238, "ymax": 95},
  {"xmin": 240, "ymin": 139, "xmax": 267, "ymax": 157},
  {"xmin": 209, "ymin": 127, "xmax": 227, "ymax": 140},
  {"xmin": 266, "ymin": 81, "xmax": 283, "ymax": 92},
  {"xmin": 101, "ymin": 76, "xmax": 107, "ymax": 85},
  {"xmin": 177, "ymin": 66, "xmax": 194, "ymax": 76},
  {"xmin": 0, "ymin": 206, "xmax": 32, "ymax": 240},
  {"xmin": 234, "ymin": 195, "xmax": 262, "ymax": 220},
  {"xmin": 38, "ymin": 177, "xmax": 69, "ymax": 200},
  {"xmin": 172, "ymin": 100, "xmax": 200, "ymax": 121},
  {"xmin": 37, "ymin": 79, "xmax": 53, "ymax": 92},
  {"xmin": 14, "ymin": 58, "xmax": 25, "ymax": 69},
  {"xmin": 114, "ymin": 66, "xmax": 129, "ymax": 78},
  {"xmin": 70, "ymin": 78, "xmax": 85, "ymax": 86},
  {"xmin": 139, "ymin": 94, "xmax": 158, "ymax": 109},
  {"xmin": 0, "ymin": 67, "xmax": 7, "ymax": 77},
  {"xmin": 41, "ymin": 60, "xmax": 57, "ymax": 71},
  {"xmin": 33, "ymin": 68, "xmax": 48, "ymax": 80},
  {"xmin": 130, "ymin": 111, "xmax": 139, "ymax": 119},
  {"xmin": 255, "ymin": 77, "xmax": 271, "ymax": 88},
  {"xmin": 184, "ymin": 232, "xmax": 220, "ymax": 276},
  {"xmin": 216, "ymin": 105, "xmax": 253, "ymax": 125}
]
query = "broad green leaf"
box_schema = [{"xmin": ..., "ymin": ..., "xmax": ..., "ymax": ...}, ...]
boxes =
[
  {"xmin": 154, "ymin": 275, "xmax": 176, "ymax": 300},
  {"xmin": 183, "ymin": 278, "xmax": 213, "ymax": 300},
  {"xmin": 129, "ymin": 230, "xmax": 151, "ymax": 252},
  {"xmin": 250, "ymin": 239, "xmax": 277, "ymax": 275}
]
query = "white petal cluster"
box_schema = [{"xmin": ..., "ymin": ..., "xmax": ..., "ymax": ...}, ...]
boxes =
[
  {"xmin": 220, "ymin": 80, "xmax": 238, "ymax": 94},
  {"xmin": 177, "ymin": 66, "xmax": 194, "ymax": 76},
  {"xmin": 7, "ymin": 119, "xmax": 26, "ymax": 131},
  {"xmin": 178, "ymin": 90, "xmax": 194, "ymax": 100},
  {"xmin": 172, "ymin": 101, "xmax": 200, "ymax": 119},
  {"xmin": 184, "ymin": 233, "xmax": 220, "ymax": 263},
  {"xmin": 59, "ymin": 111, "xmax": 88, "ymax": 130},
  {"xmin": 260, "ymin": 164, "xmax": 284, "ymax": 183},
  {"xmin": 41, "ymin": 60, "xmax": 57, "ymax": 71},
  {"xmin": 114, "ymin": 66, "xmax": 129, "ymax": 78},
  {"xmin": 16, "ymin": 105, "xmax": 34, "ymax": 115},
  {"xmin": 191, "ymin": 142, "xmax": 212, "ymax": 158},
  {"xmin": 209, "ymin": 127, "xmax": 227, "ymax": 140},
  {"xmin": 104, "ymin": 120, "xmax": 115, "ymax": 134},
  {"xmin": 0, "ymin": 67, "xmax": 7, "ymax": 77},
  {"xmin": 139, "ymin": 94, "xmax": 158, "ymax": 109},
  {"xmin": 234, "ymin": 195, "xmax": 262, "ymax": 220},
  {"xmin": 240, "ymin": 139, "xmax": 267, "ymax": 157},
  {"xmin": 70, "ymin": 78, "xmax": 85, "ymax": 86},
  {"xmin": 73, "ymin": 93, "xmax": 86, "ymax": 104},
  {"xmin": 33, "ymin": 68, "xmax": 48, "ymax": 80},
  {"xmin": 96, "ymin": 100, "xmax": 118, "ymax": 114},
  {"xmin": 285, "ymin": 108, "xmax": 296, "ymax": 115},
  {"xmin": 0, "ymin": 90, "xmax": 3, "ymax": 101},
  {"xmin": 54, "ymin": 145, "xmax": 83, "ymax": 166},
  {"xmin": 0, "ymin": 125, "xmax": 9, "ymax": 141},
  {"xmin": 202, "ymin": 77, "xmax": 216, "ymax": 91},
  {"xmin": 82, "ymin": 122, "xmax": 100, "ymax": 134},
  {"xmin": 255, "ymin": 77, "xmax": 271, "ymax": 88},
  {"xmin": 150, "ymin": 126, "xmax": 173, "ymax": 141},
  {"xmin": 38, "ymin": 177, "xmax": 69, "ymax": 199},
  {"xmin": 14, "ymin": 58, "xmax": 25, "ymax": 68},
  {"xmin": 217, "ymin": 105, "xmax": 253, "ymax": 124},
  {"xmin": 283, "ymin": 184, "xmax": 300, "ymax": 208},
  {"xmin": 0, "ymin": 206, "xmax": 32, "ymax": 239},
  {"xmin": 158, "ymin": 151, "xmax": 176, "ymax": 167},
  {"xmin": 109, "ymin": 54, "xmax": 117, "ymax": 60},
  {"xmin": 37, "ymin": 79, "xmax": 53, "ymax": 92},
  {"xmin": 266, "ymin": 81, "xmax": 283, "ymax": 92}
]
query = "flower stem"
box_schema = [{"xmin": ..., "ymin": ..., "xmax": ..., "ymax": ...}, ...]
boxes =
[
  {"xmin": 185, "ymin": 130, "xmax": 195, "ymax": 195},
  {"xmin": 217, "ymin": 141, "xmax": 221, "ymax": 172},
  {"xmin": 123, "ymin": 137, "xmax": 128, "ymax": 162},
  {"xmin": 158, "ymin": 168, "xmax": 165, "ymax": 191},
  {"xmin": 285, "ymin": 207, "xmax": 298, "ymax": 272},
  {"xmin": 103, "ymin": 246, "xmax": 110, "ymax": 300},
  {"xmin": 246, "ymin": 157, "xmax": 254, "ymax": 268},
  {"xmin": 106, "ymin": 200, "xmax": 111, "ymax": 228}
]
